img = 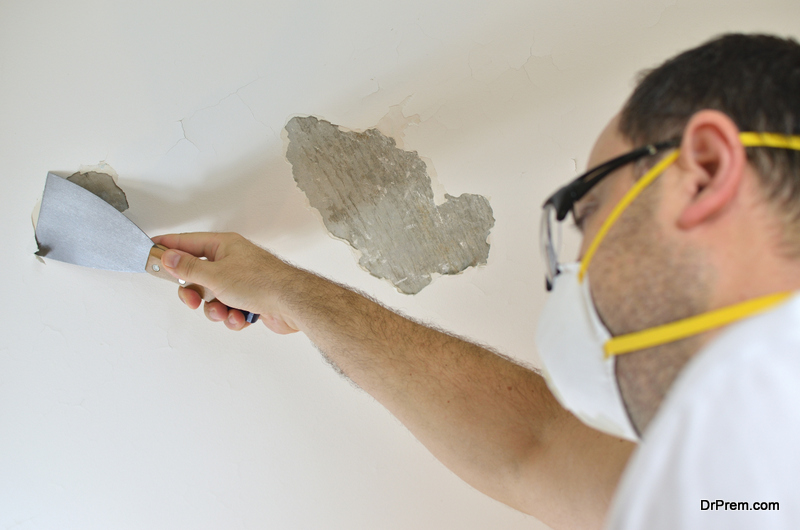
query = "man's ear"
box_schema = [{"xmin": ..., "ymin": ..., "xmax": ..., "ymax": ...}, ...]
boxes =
[{"xmin": 676, "ymin": 110, "xmax": 748, "ymax": 230}]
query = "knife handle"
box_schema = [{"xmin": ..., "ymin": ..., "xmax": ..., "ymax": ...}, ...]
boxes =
[{"xmin": 147, "ymin": 245, "xmax": 260, "ymax": 324}]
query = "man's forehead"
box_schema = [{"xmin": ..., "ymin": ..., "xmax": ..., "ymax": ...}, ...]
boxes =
[
  {"xmin": 574, "ymin": 114, "xmax": 635, "ymax": 205},
  {"xmin": 586, "ymin": 114, "xmax": 632, "ymax": 168}
]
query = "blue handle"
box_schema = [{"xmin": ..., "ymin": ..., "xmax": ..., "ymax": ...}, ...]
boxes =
[{"xmin": 239, "ymin": 310, "xmax": 260, "ymax": 324}]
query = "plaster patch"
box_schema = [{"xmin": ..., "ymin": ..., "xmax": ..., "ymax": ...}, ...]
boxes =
[
  {"xmin": 66, "ymin": 170, "xmax": 129, "ymax": 213},
  {"xmin": 285, "ymin": 116, "xmax": 494, "ymax": 294}
]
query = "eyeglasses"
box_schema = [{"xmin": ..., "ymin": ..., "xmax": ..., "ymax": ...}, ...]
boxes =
[{"xmin": 540, "ymin": 139, "xmax": 680, "ymax": 290}]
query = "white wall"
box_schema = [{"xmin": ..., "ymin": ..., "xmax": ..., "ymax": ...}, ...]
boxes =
[{"xmin": 2, "ymin": 1, "xmax": 799, "ymax": 528}]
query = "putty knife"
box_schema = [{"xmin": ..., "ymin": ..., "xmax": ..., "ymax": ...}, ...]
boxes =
[{"xmin": 34, "ymin": 172, "xmax": 260, "ymax": 323}]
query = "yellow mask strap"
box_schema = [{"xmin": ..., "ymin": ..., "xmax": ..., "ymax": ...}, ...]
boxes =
[
  {"xmin": 573, "ymin": 131, "xmax": 800, "ymax": 356},
  {"xmin": 577, "ymin": 150, "xmax": 679, "ymax": 282},
  {"xmin": 604, "ymin": 291, "xmax": 792, "ymax": 357},
  {"xmin": 578, "ymin": 131, "xmax": 800, "ymax": 283},
  {"xmin": 740, "ymin": 132, "xmax": 800, "ymax": 150}
]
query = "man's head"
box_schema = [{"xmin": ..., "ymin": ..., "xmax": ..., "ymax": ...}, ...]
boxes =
[
  {"xmin": 620, "ymin": 33, "xmax": 800, "ymax": 252},
  {"xmin": 576, "ymin": 33, "xmax": 800, "ymax": 433}
]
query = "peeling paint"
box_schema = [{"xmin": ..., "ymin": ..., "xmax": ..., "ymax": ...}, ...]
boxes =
[
  {"xmin": 373, "ymin": 97, "xmax": 420, "ymax": 149},
  {"xmin": 66, "ymin": 170, "xmax": 129, "ymax": 212},
  {"xmin": 285, "ymin": 116, "xmax": 494, "ymax": 294}
]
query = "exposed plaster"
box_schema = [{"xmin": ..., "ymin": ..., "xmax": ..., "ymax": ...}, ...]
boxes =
[
  {"xmin": 66, "ymin": 170, "xmax": 128, "ymax": 213},
  {"xmin": 285, "ymin": 116, "xmax": 494, "ymax": 294}
]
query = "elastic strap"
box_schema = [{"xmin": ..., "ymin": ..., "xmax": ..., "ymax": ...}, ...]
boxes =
[
  {"xmin": 573, "ymin": 131, "xmax": 800, "ymax": 356},
  {"xmin": 604, "ymin": 292, "xmax": 792, "ymax": 357},
  {"xmin": 578, "ymin": 131, "xmax": 800, "ymax": 283},
  {"xmin": 740, "ymin": 132, "xmax": 800, "ymax": 150},
  {"xmin": 578, "ymin": 151, "xmax": 679, "ymax": 282}
]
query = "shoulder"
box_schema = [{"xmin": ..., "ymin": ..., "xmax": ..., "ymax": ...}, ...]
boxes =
[{"xmin": 606, "ymin": 294, "xmax": 800, "ymax": 530}]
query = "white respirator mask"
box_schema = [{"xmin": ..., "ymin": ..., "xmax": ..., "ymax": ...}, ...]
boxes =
[{"xmin": 535, "ymin": 132, "xmax": 799, "ymax": 441}]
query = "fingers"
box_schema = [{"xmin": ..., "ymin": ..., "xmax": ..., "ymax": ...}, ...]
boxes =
[
  {"xmin": 161, "ymin": 248, "xmax": 214, "ymax": 287},
  {"xmin": 178, "ymin": 285, "xmax": 202, "ymax": 309},
  {"xmin": 224, "ymin": 309, "xmax": 249, "ymax": 331},
  {"xmin": 203, "ymin": 299, "xmax": 249, "ymax": 331},
  {"xmin": 177, "ymin": 288, "xmax": 250, "ymax": 331},
  {"xmin": 152, "ymin": 233, "xmax": 224, "ymax": 260},
  {"xmin": 203, "ymin": 299, "xmax": 228, "ymax": 322},
  {"xmin": 158, "ymin": 231, "xmax": 294, "ymax": 334}
]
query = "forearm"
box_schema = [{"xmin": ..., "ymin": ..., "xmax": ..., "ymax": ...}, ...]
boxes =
[
  {"xmin": 286, "ymin": 267, "xmax": 554, "ymax": 457},
  {"xmin": 155, "ymin": 232, "xmax": 634, "ymax": 529},
  {"xmin": 281, "ymin": 268, "xmax": 633, "ymax": 528}
]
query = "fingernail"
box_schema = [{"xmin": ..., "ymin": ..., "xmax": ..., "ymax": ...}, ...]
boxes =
[
  {"xmin": 163, "ymin": 250, "xmax": 180, "ymax": 269},
  {"xmin": 228, "ymin": 313, "xmax": 237, "ymax": 325}
]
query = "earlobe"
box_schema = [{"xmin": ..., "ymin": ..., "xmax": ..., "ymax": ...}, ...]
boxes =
[{"xmin": 676, "ymin": 110, "xmax": 747, "ymax": 230}]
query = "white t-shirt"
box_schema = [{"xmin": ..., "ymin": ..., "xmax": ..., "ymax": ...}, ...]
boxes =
[{"xmin": 606, "ymin": 293, "xmax": 800, "ymax": 530}]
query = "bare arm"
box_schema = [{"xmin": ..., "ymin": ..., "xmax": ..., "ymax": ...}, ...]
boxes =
[{"xmin": 153, "ymin": 232, "xmax": 634, "ymax": 530}]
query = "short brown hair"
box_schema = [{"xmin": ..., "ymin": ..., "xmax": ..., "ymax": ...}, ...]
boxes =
[{"xmin": 620, "ymin": 33, "xmax": 800, "ymax": 249}]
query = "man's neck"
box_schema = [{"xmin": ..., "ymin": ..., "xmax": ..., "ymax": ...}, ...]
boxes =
[{"xmin": 616, "ymin": 330, "xmax": 718, "ymax": 435}]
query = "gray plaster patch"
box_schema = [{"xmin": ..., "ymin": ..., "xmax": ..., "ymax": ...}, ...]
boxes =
[
  {"xmin": 67, "ymin": 171, "xmax": 129, "ymax": 212},
  {"xmin": 285, "ymin": 116, "xmax": 494, "ymax": 294}
]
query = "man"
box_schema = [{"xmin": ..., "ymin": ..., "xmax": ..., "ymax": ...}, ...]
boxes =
[{"xmin": 153, "ymin": 33, "xmax": 800, "ymax": 529}]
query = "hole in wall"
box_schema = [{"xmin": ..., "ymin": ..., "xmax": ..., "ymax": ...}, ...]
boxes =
[{"xmin": 285, "ymin": 116, "xmax": 495, "ymax": 294}]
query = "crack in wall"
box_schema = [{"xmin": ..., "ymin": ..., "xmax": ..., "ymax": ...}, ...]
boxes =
[{"xmin": 168, "ymin": 77, "xmax": 268, "ymax": 155}]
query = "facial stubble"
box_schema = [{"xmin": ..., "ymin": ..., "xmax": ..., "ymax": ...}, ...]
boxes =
[{"xmin": 588, "ymin": 177, "xmax": 714, "ymax": 434}]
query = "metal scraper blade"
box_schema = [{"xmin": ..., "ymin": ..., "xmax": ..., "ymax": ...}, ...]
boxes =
[{"xmin": 35, "ymin": 172, "xmax": 154, "ymax": 273}]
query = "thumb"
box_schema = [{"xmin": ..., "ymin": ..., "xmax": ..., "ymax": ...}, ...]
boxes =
[{"xmin": 161, "ymin": 249, "xmax": 212, "ymax": 286}]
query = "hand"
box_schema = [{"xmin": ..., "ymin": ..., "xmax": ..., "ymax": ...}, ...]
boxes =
[{"xmin": 151, "ymin": 232, "xmax": 300, "ymax": 333}]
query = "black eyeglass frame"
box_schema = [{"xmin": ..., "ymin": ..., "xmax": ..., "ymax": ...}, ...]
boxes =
[
  {"xmin": 542, "ymin": 138, "xmax": 681, "ymax": 222},
  {"xmin": 540, "ymin": 138, "xmax": 680, "ymax": 291}
]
